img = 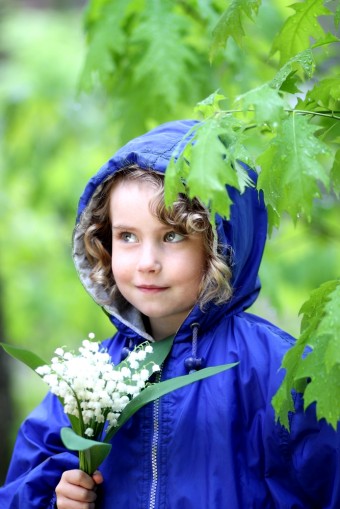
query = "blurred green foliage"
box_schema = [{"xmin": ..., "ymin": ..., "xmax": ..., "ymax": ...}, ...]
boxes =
[
  {"xmin": 0, "ymin": 0, "xmax": 339, "ymax": 444},
  {"xmin": 0, "ymin": 8, "xmax": 117, "ymax": 424}
]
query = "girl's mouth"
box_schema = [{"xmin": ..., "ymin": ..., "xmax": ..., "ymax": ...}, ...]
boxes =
[{"xmin": 137, "ymin": 285, "xmax": 168, "ymax": 293}]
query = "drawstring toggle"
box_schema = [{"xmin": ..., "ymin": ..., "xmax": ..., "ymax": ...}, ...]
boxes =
[
  {"xmin": 184, "ymin": 322, "xmax": 205, "ymax": 373},
  {"xmin": 184, "ymin": 356, "xmax": 205, "ymax": 372}
]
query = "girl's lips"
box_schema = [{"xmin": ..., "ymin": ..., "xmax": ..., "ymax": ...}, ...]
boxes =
[{"xmin": 136, "ymin": 285, "xmax": 168, "ymax": 293}]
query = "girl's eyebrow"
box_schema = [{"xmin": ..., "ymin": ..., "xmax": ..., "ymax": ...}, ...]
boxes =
[
  {"xmin": 112, "ymin": 224, "xmax": 136, "ymax": 230},
  {"xmin": 112, "ymin": 223, "xmax": 175, "ymax": 233}
]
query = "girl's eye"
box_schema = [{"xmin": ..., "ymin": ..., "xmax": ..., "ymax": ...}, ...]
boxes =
[
  {"xmin": 120, "ymin": 232, "xmax": 138, "ymax": 243},
  {"xmin": 164, "ymin": 231, "xmax": 184, "ymax": 243}
]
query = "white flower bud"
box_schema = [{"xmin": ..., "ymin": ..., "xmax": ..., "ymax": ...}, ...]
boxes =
[
  {"xmin": 129, "ymin": 360, "xmax": 139, "ymax": 370},
  {"xmin": 136, "ymin": 350, "xmax": 147, "ymax": 361},
  {"xmin": 85, "ymin": 427, "xmax": 94, "ymax": 437},
  {"xmin": 120, "ymin": 366, "xmax": 131, "ymax": 378},
  {"xmin": 35, "ymin": 365, "xmax": 50, "ymax": 376},
  {"xmin": 140, "ymin": 369, "xmax": 150, "ymax": 381}
]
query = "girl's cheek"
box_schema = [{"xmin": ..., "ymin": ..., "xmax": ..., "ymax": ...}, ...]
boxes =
[{"xmin": 112, "ymin": 258, "xmax": 133, "ymax": 275}]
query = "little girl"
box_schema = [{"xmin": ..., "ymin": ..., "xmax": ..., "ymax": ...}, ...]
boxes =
[{"xmin": 1, "ymin": 120, "xmax": 339, "ymax": 509}]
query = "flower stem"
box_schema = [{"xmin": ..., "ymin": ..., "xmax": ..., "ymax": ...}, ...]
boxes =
[
  {"xmin": 79, "ymin": 450, "xmax": 86, "ymax": 472},
  {"xmin": 79, "ymin": 450, "xmax": 91, "ymax": 475}
]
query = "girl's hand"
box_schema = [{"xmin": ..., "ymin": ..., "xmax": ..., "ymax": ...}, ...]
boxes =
[{"xmin": 55, "ymin": 469, "xmax": 103, "ymax": 509}]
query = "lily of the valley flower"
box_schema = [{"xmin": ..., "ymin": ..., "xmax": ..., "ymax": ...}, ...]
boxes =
[{"xmin": 36, "ymin": 336, "xmax": 160, "ymax": 439}]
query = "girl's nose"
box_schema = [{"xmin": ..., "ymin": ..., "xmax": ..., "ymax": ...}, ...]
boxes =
[{"xmin": 137, "ymin": 244, "xmax": 161, "ymax": 273}]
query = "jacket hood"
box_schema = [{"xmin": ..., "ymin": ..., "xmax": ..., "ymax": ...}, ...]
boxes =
[{"xmin": 73, "ymin": 120, "xmax": 268, "ymax": 339}]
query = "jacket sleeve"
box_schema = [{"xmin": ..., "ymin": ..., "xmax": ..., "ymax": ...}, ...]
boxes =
[
  {"xmin": 0, "ymin": 392, "xmax": 79, "ymax": 509},
  {"xmin": 289, "ymin": 393, "xmax": 340, "ymax": 508},
  {"xmin": 251, "ymin": 317, "xmax": 340, "ymax": 508}
]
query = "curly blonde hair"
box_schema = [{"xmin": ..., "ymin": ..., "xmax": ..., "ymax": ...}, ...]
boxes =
[{"xmin": 83, "ymin": 167, "xmax": 232, "ymax": 309}]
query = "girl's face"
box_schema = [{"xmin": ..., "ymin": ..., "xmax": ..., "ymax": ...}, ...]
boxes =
[{"xmin": 110, "ymin": 179, "xmax": 206, "ymax": 341}]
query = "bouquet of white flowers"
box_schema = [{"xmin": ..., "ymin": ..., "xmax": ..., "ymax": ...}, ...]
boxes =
[
  {"xmin": 1, "ymin": 334, "xmax": 237, "ymax": 475},
  {"xmin": 36, "ymin": 337, "xmax": 160, "ymax": 439}
]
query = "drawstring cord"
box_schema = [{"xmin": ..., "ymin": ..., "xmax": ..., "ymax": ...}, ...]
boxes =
[
  {"xmin": 121, "ymin": 338, "xmax": 134, "ymax": 360},
  {"xmin": 121, "ymin": 324, "xmax": 205, "ymax": 373},
  {"xmin": 184, "ymin": 323, "xmax": 205, "ymax": 373}
]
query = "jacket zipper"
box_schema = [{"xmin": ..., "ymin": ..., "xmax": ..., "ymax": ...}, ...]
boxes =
[{"xmin": 149, "ymin": 368, "xmax": 162, "ymax": 509}]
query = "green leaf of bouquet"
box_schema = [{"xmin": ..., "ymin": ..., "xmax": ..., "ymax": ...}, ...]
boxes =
[
  {"xmin": 61, "ymin": 427, "xmax": 112, "ymax": 475},
  {"xmin": 257, "ymin": 114, "xmax": 331, "ymax": 228},
  {"xmin": 0, "ymin": 343, "xmax": 87, "ymax": 437},
  {"xmin": 116, "ymin": 335, "xmax": 174, "ymax": 380},
  {"xmin": 147, "ymin": 335, "xmax": 174, "ymax": 365},
  {"xmin": 66, "ymin": 412, "xmax": 83, "ymax": 436},
  {"xmin": 104, "ymin": 362, "xmax": 238, "ymax": 443},
  {"xmin": 0, "ymin": 342, "xmax": 47, "ymax": 371},
  {"xmin": 270, "ymin": 0, "xmax": 332, "ymax": 64}
]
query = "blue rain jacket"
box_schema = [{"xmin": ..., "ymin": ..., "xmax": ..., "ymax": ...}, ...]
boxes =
[{"xmin": 1, "ymin": 120, "xmax": 340, "ymax": 509}]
